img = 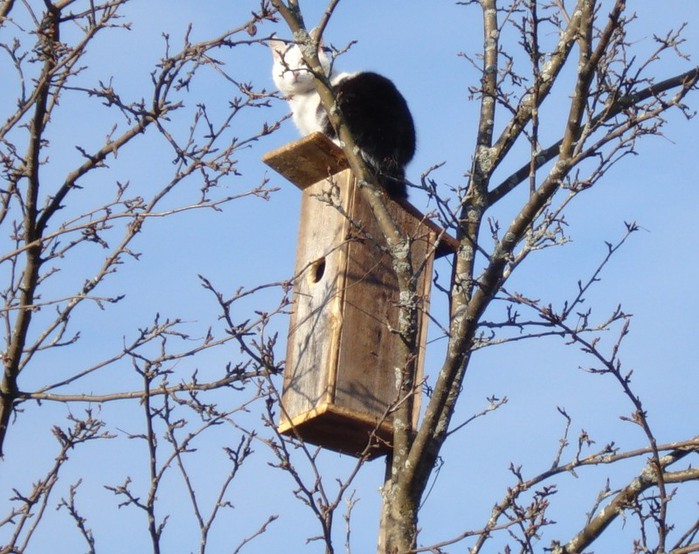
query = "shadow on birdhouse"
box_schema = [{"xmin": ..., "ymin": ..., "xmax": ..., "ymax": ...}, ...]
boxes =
[{"xmin": 263, "ymin": 133, "xmax": 456, "ymax": 458}]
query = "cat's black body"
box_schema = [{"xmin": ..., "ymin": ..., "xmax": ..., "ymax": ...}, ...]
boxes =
[{"xmin": 320, "ymin": 72, "xmax": 415, "ymax": 198}]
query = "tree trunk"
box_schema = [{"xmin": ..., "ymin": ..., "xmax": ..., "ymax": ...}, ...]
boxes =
[{"xmin": 378, "ymin": 457, "xmax": 419, "ymax": 553}]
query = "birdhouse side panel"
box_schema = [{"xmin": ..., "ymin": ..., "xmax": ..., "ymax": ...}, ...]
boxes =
[
  {"xmin": 333, "ymin": 186, "xmax": 437, "ymax": 424},
  {"xmin": 334, "ymin": 226, "xmax": 400, "ymax": 419}
]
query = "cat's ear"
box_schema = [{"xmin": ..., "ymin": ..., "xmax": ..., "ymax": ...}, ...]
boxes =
[
  {"xmin": 268, "ymin": 38, "xmax": 288, "ymax": 60},
  {"xmin": 309, "ymin": 27, "xmax": 325, "ymax": 48}
]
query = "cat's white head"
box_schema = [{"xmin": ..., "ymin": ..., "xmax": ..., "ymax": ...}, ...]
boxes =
[{"xmin": 269, "ymin": 35, "xmax": 331, "ymax": 97}]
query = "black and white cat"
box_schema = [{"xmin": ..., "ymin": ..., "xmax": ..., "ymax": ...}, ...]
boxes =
[{"xmin": 270, "ymin": 36, "xmax": 416, "ymax": 198}]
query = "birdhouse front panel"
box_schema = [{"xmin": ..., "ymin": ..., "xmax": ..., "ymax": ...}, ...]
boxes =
[{"xmin": 280, "ymin": 171, "xmax": 351, "ymax": 423}]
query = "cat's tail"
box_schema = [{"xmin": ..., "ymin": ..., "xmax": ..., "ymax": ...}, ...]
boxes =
[
  {"xmin": 376, "ymin": 170, "xmax": 408, "ymax": 199},
  {"xmin": 363, "ymin": 154, "xmax": 408, "ymax": 199}
]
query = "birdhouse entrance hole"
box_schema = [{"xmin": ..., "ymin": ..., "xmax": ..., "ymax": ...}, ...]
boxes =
[
  {"xmin": 262, "ymin": 132, "xmax": 456, "ymax": 458},
  {"xmin": 308, "ymin": 257, "xmax": 326, "ymax": 284}
]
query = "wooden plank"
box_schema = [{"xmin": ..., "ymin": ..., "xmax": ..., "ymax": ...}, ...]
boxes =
[
  {"xmin": 333, "ymin": 183, "xmax": 401, "ymax": 417},
  {"xmin": 262, "ymin": 132, "xmax": 349, "ymax": 190},
  {"xmin": 280, "ymin": 172, "xmax": 351, "ymax": 425},
  {"xmin": 277, "ymin": 402, "xmax": 393, "ymax": 458},
  {"xmin": 333, "ymin": 183, "xmax": 432, "ymax": 421}
]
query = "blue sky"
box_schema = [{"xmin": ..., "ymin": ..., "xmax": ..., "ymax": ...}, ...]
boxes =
[{"xmin": 1, "ymin": 1, "xmax": 698, "ymax": 552}]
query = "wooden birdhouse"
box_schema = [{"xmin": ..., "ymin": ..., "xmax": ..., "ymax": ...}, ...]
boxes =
[{"xmin": 263, "ymin": 133, "xmax": 454, "ymax": 458}]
